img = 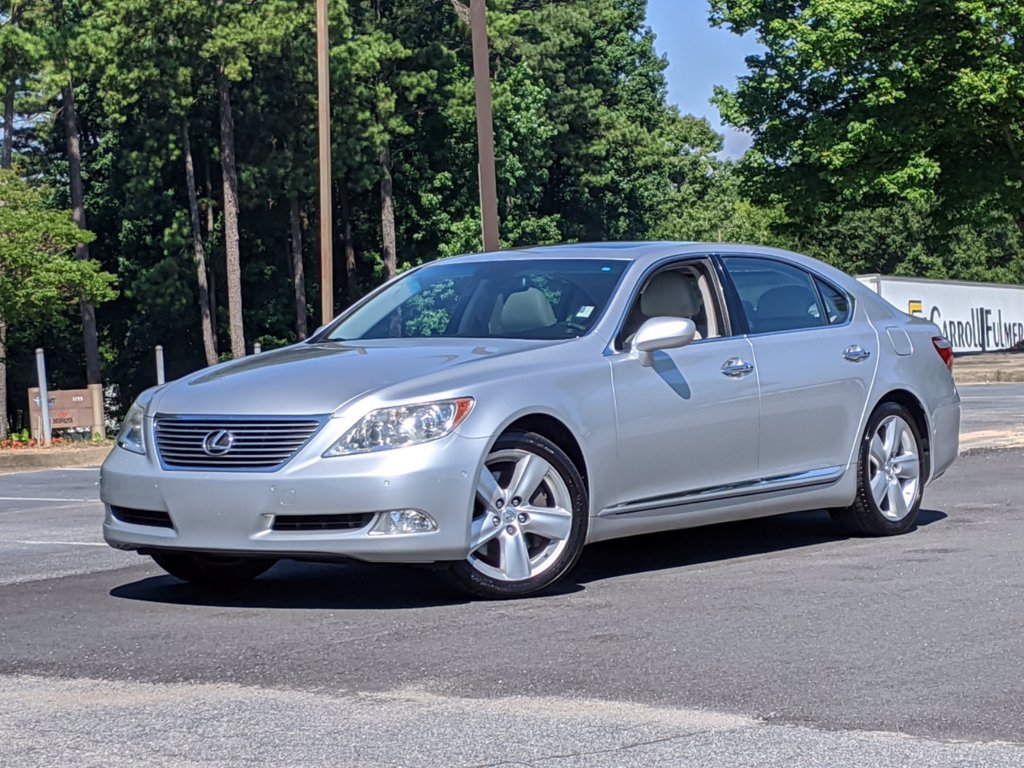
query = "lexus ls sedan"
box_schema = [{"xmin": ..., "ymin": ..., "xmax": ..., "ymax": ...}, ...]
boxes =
[{"xmin": 101, "ymin": 242, "xmax": 960, "ymax": 598}]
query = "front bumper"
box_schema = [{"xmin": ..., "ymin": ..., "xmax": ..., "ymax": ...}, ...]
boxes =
[{"xmin": 100, "ymin": 430, "xmax": 488, "ymax": 564}]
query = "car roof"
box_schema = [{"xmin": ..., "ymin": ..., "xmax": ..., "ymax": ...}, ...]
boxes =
[{"xmin": 446, "ymin": 241, "xmax": 838, "ymax": 274}]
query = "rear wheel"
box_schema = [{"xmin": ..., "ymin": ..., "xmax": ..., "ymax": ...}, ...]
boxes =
[
  {"xmin": 831, "ymin": 402, "xmax": 924, "ymax": 536},
  {"xmin": 439, "ymin": 430, "xmax": 588, "ymax": 599},
  {"xmin": 150, "ymin": 551, "xmax": 277, "ymax": 587}
]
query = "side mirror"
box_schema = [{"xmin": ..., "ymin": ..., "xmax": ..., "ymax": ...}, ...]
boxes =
[{"xmin": 630, "ymin": 317, "xmax": 696, "ymax": 367}]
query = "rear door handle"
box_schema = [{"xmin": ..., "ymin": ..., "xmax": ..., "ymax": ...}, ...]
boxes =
[
  {"xmin": 721, "ymin": 358, "xmax": 755, "ymax": 378},
  {"xmin": 843, "ymin": 345, "xmax": 871, "ymax": 363}
]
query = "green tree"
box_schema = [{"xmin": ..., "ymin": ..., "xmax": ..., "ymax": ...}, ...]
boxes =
[
  {"xmin": 710, "ymin": 0, "xmax": 1024, "ymax": 247},
  {"xmin": 0, "ymin": 170, "xmax": 115, "ymax": 437}
]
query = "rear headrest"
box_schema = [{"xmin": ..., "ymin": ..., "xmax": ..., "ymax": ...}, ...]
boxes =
[{"xmin": 641, "ymin": 272, "xmax": 702, "ymax": 318}]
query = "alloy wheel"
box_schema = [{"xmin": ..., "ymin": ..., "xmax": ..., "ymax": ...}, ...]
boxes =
[
  {"xmin": 468, "ymin": 448, "xmax": 574, "ymax": 582},
  {"xmin": 866, "ymin": 414, "xmax": 921, "ymax": 522}
]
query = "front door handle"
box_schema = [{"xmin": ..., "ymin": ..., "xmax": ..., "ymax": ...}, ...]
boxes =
[
  {"xmin": 721, "ymin": 358, "xmax": 755, "ymax": 378},
  {"xmin": 843, "ymin": 345, "xmax": 871, "ymax": 363}
]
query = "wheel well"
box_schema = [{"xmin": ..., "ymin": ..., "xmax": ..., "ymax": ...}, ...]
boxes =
[
  {"xmin": 504, "ymin": 414, "xmax": 589, "ymax": 494},
  {"xmin": 874, "ymin": 389, "xmax": 931, "ymax": 478}
]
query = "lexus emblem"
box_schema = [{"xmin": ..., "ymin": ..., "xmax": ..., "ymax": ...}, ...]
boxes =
[{"xmin": 202, "ymin": 429, "xmax": 235, "ymax": 456}]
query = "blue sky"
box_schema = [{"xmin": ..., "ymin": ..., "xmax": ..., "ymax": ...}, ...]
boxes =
[{"xmin": 644, "ymin": 1, "xmax": 761, "ymax": 157}]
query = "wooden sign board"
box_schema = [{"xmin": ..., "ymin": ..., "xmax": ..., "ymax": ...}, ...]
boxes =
[{"xmin": 27, "ymin": 388, "xmax": 94, "ymax": 438}]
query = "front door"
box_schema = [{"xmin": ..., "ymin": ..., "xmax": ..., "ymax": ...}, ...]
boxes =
[{"xmin": 607, "ymin": 259, "xmax": 760, "ymax": 511}]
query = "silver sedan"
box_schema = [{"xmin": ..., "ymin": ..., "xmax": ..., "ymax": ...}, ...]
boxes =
[{"xmin": 101, "ymin": 242, "xmax": 961, "ymax": 598}]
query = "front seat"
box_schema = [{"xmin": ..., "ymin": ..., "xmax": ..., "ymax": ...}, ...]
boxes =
[
  {"xmin": 490, "ymin": 287, "xmax": 557, "ymax": 334},
  {"xmin": 623, "ymin": 271, "xmax": 705, "ymax": 342}
]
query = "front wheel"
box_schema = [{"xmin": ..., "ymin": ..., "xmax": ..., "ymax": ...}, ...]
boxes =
[
  {"xmin": 831, "ymin": 402, "xmax": 924, "ymax": 536},
  {"xmin": 150, "ymin": 551, "xmax": 277, "ymax": 588},
  {"xmin": 439, "ymin": 430, "xmax": 588, "ymax": 599}
]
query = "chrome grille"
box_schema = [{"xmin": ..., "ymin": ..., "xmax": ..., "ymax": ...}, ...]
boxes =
[{"xmin": 154, "ymin": 416, "xmax": 325, "ymax": 471}]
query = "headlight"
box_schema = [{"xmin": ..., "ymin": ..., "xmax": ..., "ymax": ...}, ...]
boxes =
[
  {"xmin": 324, "ymin": 398, "xmax": 474, "ymax": 457},
  {"xmin": 116, "ymin": 392, "xmax": 154, "ymax": 455}
]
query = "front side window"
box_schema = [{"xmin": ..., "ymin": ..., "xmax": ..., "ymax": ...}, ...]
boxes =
[
  {"xmin": 723, "ymin": 257, "xmax": 827, "ymax": 334},
  {"xmin": 325, "ymin": 259, "xmax": 628, "ymax": 341},
  {"xmin": 617, "ymin": 260, "xmax": 724, "ymax": 348}
]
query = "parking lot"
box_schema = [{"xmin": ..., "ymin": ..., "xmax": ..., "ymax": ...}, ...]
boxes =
[{"xmin": 1, "ymin": 388, "xmax": 1023, "ymax": 767}]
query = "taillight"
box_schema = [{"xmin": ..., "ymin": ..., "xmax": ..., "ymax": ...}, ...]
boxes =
[{"xmin": 932, "ymin": 336, "xmax": 954, "ymax": 372}]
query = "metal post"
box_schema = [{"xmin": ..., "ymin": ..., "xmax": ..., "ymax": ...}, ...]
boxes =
[
  {"xmin": 35, "ymin": 348, "xmax": 51, "ymax": 447},
  {"xmin": 316, "ymin": 0, "xmax": 334, "ymax": 324},
  {"xmin": 155, "ymin": 345, "xmax": 165, "ymax": 385},
  {"xmin": 253, "ymin": 342, "xmax": 262, "ymax": 355},
  {"xmin": 470, "ymin": 0, "xmax": 500, "ymax": 252},
  {"xmin": 88, "ymin": 384, "xmax": 105, "ymax": 439}
]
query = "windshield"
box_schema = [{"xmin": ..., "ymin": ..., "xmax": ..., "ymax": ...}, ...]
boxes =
[{"xmin": 325, "ymin": 258, "xmax": 629, "ymax": 341}]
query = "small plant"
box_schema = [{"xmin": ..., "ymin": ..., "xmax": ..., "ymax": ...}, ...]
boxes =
[{"xmin": 0, "ymin": 430, "xmax": 70, "ymax": 450}]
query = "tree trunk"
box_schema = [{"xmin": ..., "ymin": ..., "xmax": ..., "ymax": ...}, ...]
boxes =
[
  {"xmin": 340, "ymin": 178, "xmax": 358, "ymax": 303},
  {"xmin": 290, "ymin": 196, "xmax": 308, "ymax": 339},
  {"xmin": 203, "ymin": 148, "xmax": 218, "ymax": 350},
  {"xmin": 183, "ymin": 122, "xmax": 218, "ymax": 366},
  {"xmin": 0, "ymin": 321, "xmax": 7, "ymax": 440},
  {"xmin": 62, "ymin": 81, "xmax": 102, "ymax": 387},
  {"xmin": 218, "ymin": 69, "xmax": 245, "ymax": 358},
  {"xmin": 2, "ymin": 81, "xmax": 14, "ymax": 169},
  {"xmin": 1, "ymin": 81, "xmax": 12, "ymax": 439},
  {"xmin": 380, "ymin": 145, "xmax": 397, "ymax": 281}
]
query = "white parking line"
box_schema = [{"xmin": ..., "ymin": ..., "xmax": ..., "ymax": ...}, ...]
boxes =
[
  {"xmin": 960, "ymin": 394, "xmax": 1024, "ymax": 399},
  {"xmin": 0, "ymin": 497, "xmax": 93, "ymax": 503},
  {"xmin": 8, "ymin": 540, "xmax": 107, "ymax": 547}
]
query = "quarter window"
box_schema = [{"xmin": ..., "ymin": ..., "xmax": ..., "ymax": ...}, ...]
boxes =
[
  {"xmin": 723, "ymin": 257, "xmax": 827, "ymax": 335},
  {"xmin": 815, "ymin": 277, "xmax": 851, "ymax": 324}
]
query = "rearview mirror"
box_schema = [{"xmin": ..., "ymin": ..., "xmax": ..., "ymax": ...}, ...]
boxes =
[{"xmin": 631, "ymin": 317, "xmax": 696, "ymax": 367}]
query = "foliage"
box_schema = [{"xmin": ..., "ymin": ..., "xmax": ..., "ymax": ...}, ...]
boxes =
[
  {"xmin": 710, "ymin": 0, "xmax": 1024, "ymax": 235},
  {"xmin": 0, "ymin": 170, "xmax": 114, "ymax": 330}
]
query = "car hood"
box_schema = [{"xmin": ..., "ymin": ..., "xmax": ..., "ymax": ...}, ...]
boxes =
[{"xmin": 149, "ymin": 339, "xmax": 555, "ymax": 416}]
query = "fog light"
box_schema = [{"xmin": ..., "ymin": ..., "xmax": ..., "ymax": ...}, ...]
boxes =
[{"xmin": 369, "ymin": 509, "xmax": 437, "ymax": 535}]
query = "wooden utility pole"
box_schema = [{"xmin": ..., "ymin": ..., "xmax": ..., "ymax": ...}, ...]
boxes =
[
  {"xmin": 469, "ymin": 0, "xmax": 500, "ymax": 252},
  {"xmin": 316, "ymin": 0, "xmax": 334, "ymax": 323},
  {"xmin": 62, "ymin": 80, "xmax": 105, "ymax": 437}
]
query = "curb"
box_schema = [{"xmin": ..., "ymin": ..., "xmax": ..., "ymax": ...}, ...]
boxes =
[{"xmin": 0, "ymin": 445, "xmax": 112, "ymax": 474}]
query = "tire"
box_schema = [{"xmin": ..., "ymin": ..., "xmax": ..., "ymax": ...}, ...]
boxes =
[
  {"xmin": 439, "ymin": 430, "xmax": 588, "ymax": 599},
  {"xmin": 831, "ymin": 402, "xmax": 924, "ymax": 536},
  {"xmin": 150, "ymin": 551, "xmax": 277, "ymax": 588}
]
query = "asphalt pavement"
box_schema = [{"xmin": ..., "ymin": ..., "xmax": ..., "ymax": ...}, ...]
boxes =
[
  {"xmin": 2, "ymin": 436, "xmax": 1024, "ymax": 765},
  {"xmin": 959, "ymin": 383, "xmax": 1024, "ymax": 451}
]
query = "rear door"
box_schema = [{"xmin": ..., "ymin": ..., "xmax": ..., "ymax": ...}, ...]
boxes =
[{"xmin": 721, "ymin": 255, "xmax": 878, "ymax": 479}]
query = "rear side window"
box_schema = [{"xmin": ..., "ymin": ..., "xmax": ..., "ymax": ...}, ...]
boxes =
[{"xmin": 723, "ymin": 257, "xmax": 826, "ymax": 335}]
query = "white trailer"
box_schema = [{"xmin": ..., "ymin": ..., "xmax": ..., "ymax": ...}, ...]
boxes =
[{"xmin": 857, "ymin": 274, "xmax": 1024, "ymax": 354}]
